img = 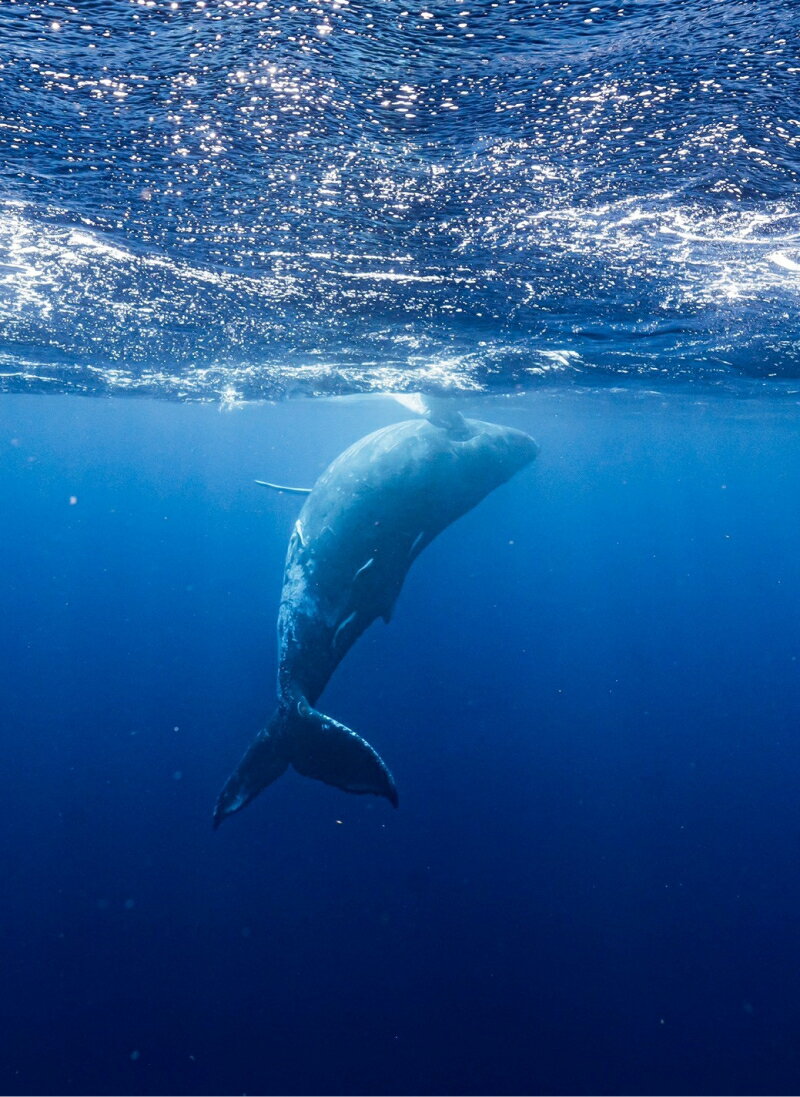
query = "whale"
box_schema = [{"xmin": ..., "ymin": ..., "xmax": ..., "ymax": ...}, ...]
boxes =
[{"xmin": 213, "ymin": 406, "xmax": 538, "ymax": 826}]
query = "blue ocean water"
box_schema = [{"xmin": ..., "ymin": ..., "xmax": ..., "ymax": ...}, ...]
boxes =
[
  {"xmin": 1, "ymin": 0, "xmax": 800, "ymax": 395},
  {"xmin": 2, "ymin": 2, "xmax": 800, "ymax": 1095},
  {"xmin": 4, "ymin": 391, "xmax": 800, "ymax": 1097}
]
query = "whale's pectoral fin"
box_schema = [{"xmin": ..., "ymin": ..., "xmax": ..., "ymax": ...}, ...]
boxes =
[
  {"xmin": 213, "ymin": 724, "xmax": 289, "ymax": 828},
  {"xmin": 255, "ymin": 480, "xmax": 312, "ymax": 495},
  {"xmin": 292, "ymin": 704, "xmax": 399, "ymax": 807}
]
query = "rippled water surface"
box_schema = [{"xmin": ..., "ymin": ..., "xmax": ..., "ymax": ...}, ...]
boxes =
[{"xmin": 1, "ymin": 0, "xmax": 799, "ymax": 397}]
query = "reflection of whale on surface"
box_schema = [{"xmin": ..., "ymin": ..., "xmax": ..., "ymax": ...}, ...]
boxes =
[{"xmin": 213, "ymin": 405, "xmax": 538, "ymax": 827}]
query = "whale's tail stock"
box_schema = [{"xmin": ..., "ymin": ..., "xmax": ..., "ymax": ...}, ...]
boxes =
[{"xmin": 213, "ymin": 699, "xmax": 398, "ymax": 827}]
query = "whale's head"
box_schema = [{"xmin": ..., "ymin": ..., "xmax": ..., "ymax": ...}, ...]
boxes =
[
  {"xmin": 422, "ymin": 417, "xmax": 538, "ymax": 514},
  {"xmin": 464, "ymin": 418, "xmax": 539, "ymax": 485},
  {"xmin": 496, "ymin": 422, "xmax": 539, "ymax": 475}
]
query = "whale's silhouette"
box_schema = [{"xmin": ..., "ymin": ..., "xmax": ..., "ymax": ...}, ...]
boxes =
[{"xmin": 214, "ymin": 408, "xmax": 538, "ymax": 826}]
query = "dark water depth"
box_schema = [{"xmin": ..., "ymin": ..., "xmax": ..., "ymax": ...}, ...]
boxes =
[{"xmin": 2, "ymin": 390, "xmax": 800, "ymax": 1095}]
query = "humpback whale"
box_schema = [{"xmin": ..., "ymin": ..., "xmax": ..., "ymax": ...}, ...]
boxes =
[{"xmin": 213, "ymin": 406, "xmax": 538, "ymax": 826}]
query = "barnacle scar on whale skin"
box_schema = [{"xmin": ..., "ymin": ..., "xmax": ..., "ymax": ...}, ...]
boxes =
[{"xmin": 213, "ymin": 405, "xmax": 538, "ymax": 827}]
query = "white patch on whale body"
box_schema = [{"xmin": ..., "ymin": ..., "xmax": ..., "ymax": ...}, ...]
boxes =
[
  {"xmin": 354, "ymin": 557, "xmax": 374, "ymax": 580},
  {"xmin": 278, "ymin": 557, "xmax": 319, "ymax": 664},
  {"xmin": 333, "ymin": 612, "xmax": 358, "ymax": 649}
]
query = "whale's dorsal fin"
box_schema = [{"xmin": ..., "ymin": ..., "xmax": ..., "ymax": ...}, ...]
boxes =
[{"xmin": 255, "ymin": 480, "xmax": 312, "ymax": 496}]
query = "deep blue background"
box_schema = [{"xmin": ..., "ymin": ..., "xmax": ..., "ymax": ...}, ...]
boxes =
[
  {"xmin": 2, "ymin": 390, "xmax": 800, "ymax": 1095},
  {"xmin": 3, "ymin": 1, "xmax": 800, "ymax": 1091}
]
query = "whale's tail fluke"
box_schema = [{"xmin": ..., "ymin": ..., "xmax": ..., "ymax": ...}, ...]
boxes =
[{"xmin": 213, "ymin": 700, "xmax": 398, "ymax": 827}]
